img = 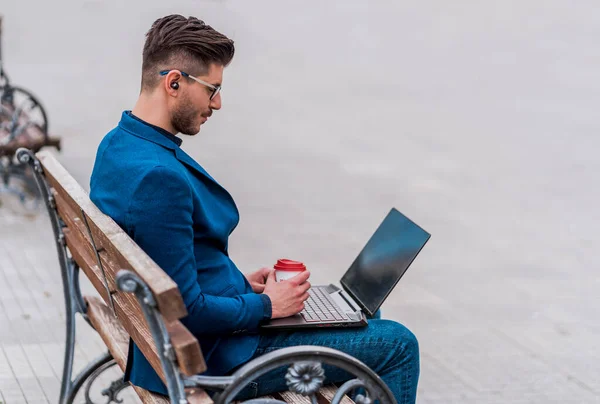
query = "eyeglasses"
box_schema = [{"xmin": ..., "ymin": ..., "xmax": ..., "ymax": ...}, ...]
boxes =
[{"xmin": 159, "ymin": 70, "xmax": 222, "ymax": 100}]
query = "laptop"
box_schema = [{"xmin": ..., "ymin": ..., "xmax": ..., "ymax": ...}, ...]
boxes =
[{"xmin": 261, "ymin": 208, "xmax": 431, "ymax": 330}]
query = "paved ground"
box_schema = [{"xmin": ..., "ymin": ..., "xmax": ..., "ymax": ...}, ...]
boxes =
[{"xmin": 1, "ymin": 1, "xmax": 600, "ymax": 403}]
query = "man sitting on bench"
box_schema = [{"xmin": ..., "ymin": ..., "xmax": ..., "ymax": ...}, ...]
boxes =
[{"xmin": 89, "ymin": 14, "xmax": 419, "ymax": 403}]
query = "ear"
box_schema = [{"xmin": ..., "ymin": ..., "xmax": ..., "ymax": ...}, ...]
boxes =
[{"xmin": 163, "ymin": 70, "xmax": 182, "ymax": 97}]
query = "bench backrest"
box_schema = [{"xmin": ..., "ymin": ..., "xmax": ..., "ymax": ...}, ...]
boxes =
[{"xmin": 36, "ymin": 150, "xmax": 206, "ymax": 380}]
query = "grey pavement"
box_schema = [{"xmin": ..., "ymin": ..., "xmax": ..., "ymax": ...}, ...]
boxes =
[{"xmin": 1, "ymin": 1, "xmax": 599, "ymax": 403}]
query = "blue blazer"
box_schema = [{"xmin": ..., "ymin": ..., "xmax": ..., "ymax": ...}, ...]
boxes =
[{"xmin": 90, "ymin": 111, "xmax": 271, "ymax": 395}]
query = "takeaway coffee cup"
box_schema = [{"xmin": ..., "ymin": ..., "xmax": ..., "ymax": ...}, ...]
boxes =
[{"xmin": 274, "ymin": 259, "xmax": 307, "ymax": 282}]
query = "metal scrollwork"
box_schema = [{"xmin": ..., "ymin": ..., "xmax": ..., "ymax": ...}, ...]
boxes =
[
  {"xmin": 285, "ymin": 361, "xmax": 325, "ymax": 396},
  {"xmin": 354, "ymin": 394, "xmax": 372, "ymax": 404},
  {"xmin": 332, "ymin": 379, "xmax": 371, "ymax": 403},
  {"xmin": 83, "ymin": 360, "xmax": 130, "ymax": 404},
  {"xmin": 100, "ymin": 377, "xmax": 129, "ymax": 404},
  {"xmin": 205, "ymin": 346, "xmax": 396, "ymax": 404}
]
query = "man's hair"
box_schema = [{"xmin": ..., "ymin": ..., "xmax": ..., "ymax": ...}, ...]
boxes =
[{"xmin": 141, "ymin": 14, "xmax": 235, "ymax": 91}]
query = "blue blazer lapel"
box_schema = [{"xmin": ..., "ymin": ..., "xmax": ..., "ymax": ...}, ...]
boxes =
[
  {"xmin": 175, "ymin": 148, "xmax": 219, "ymax": 185},
  {"xmin": 175, "ymin": 147, "xmax": 240, "ymax": 227}
]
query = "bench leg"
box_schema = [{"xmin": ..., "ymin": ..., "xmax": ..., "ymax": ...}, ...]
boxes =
[{"xmin": 0, "ymin": 162, "xmax": 41, "ymax": 210}]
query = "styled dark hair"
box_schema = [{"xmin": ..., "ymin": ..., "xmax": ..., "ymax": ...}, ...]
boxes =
[{"xmin": 141, "ymin": 14, "xmax": 235, "ymax": 91}]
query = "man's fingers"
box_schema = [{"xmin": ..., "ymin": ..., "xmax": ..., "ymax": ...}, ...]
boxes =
[
  {"xmin": 254, "ymin": 283, "xmax": 266, "ymax": 293},
  {"xmin": 290, "ymin": 270, "xmax": 310, "ymax": 285},
  {"xmin": 300, "ymin": 282, "xmax": 311, "ymax": 293},
  {"xmin": 260, "ymin": 267, "xmax": 273, "ymax": 279},
  {"xmin": 266, "ymin": 270, "xmax": 276, "ymax": 284}
]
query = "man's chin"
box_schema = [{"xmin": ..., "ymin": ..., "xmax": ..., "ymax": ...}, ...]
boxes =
[{"xmin": 181, "ymin": 125, "xmax": 201, "ymax": 136}]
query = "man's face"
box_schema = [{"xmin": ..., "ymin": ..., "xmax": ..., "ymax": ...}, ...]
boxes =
[{"xmin": 170, "ymin": 63, "xmax": 223, "ymax": 136}]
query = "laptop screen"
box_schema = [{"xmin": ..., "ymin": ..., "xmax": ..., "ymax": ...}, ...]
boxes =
[{"xmin": 340, "ymin": 208, "xmax": 431, "ymax": 316}]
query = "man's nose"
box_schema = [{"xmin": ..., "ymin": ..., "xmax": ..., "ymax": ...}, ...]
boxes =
[{"xmin": 210, "ymin": 93, "xmax": 222, "ymax": 110}]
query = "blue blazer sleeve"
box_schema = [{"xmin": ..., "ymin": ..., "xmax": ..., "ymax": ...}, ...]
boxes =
[{"xmin": 126, "ymin": 165, "xmax": 267, "ymax": 335}]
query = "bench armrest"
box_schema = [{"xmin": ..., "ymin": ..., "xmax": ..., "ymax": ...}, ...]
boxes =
[{"xmin": 185, "ymin": 346, "xmax": 396, "ymax": 404}]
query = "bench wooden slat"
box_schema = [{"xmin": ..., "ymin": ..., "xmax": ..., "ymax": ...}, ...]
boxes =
[
  {"xmin": 85, "ymin": 296, "xmax": 130, "ymax": 371},
  {"xmin": 132, "ymin": 387, "xmax": 169, "ymax": 404},
  {"xmin": 131, "ymin": 386, "xmax": 214, "ymax": 404},
  {"xmin": 317, "ymin": 386, "xmax": 354, "ymax": 404},
  {"xmin": 65, "ymin": 228, "xmax": 111, "ymax": 303},
  {"xmin": 276, "ymin": 388, "xmax": 354, "ymax": 404},
  {"xmin": 37, "ymin": 150, "xmax": 187, "ymax": 322},
  {"xmin": 54, "ymin": 188, "xmax": 118, "ymax": 292},
  {"xmin": 110, "ymin": 291, "xmax": 164, "ymax": 379},
  {"xmin": 275, "ymin": 392, "xmax": 312, "ymax": 403},
  {"xmin": 112, "ymin": 291, "xmax": 207, "ymax": 380},
  {"xmin": 132, "ymin": 388, "xmax": 212, "ymax": 404},
  {"xmin": 166, "ymin": 321, "xmax": 207, "ymax": 377}
]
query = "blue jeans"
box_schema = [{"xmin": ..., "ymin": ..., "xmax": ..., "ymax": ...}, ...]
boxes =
[{"xmin": 234, "ymin": 313, "xmax": 420, "ymax": 403}]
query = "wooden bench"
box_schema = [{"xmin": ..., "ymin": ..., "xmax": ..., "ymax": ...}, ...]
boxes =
[{"xmin": 15, "ymin": 148, "xmax": 395, "ymax": 404}]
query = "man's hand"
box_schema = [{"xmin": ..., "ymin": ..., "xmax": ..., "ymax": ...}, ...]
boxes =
[
  {"xmin": 245, "ymin": 267, "xmax": 272, "ymax": 293},
  {"xmin": 263, "ymin": 270, "xmax": 311, "ymax": 319}
]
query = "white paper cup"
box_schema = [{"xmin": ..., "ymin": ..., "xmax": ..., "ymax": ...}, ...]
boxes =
[{"xmin": 275, "ymin": 269, "xmax": 305, "ymax": 282}]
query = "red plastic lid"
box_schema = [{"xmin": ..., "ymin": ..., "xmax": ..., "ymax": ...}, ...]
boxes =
[{"xmin": 274, "ymin": 259, "xmax": 306, "ymax": 271}]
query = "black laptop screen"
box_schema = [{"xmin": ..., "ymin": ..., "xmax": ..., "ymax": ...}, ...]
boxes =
[{"xmin": 340, "ymin": 208, "xmax": 430, "ymax": 316}]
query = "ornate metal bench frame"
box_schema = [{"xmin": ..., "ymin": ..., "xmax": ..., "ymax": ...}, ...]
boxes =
[
  {"xmin": 16, "ymin": 147, "xmax": 397, "ymax": 404},
  {"xmin": 0, "ymin": 16, "xmax": 61, "ymax": 209}
]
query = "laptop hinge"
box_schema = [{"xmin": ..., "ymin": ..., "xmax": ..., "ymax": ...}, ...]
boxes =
[
  {"xmin": 338, "ymin": 289, "xmax": 359, "ymax": 311},
  {"xmin": 340, "ymin": 282, "xmax": 371, "ymax": 316}
]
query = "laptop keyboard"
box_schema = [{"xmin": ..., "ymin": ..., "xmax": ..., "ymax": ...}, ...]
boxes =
[{"xmin": 301, "ymin": 287, "xmax": 350, "ymax": 323}]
